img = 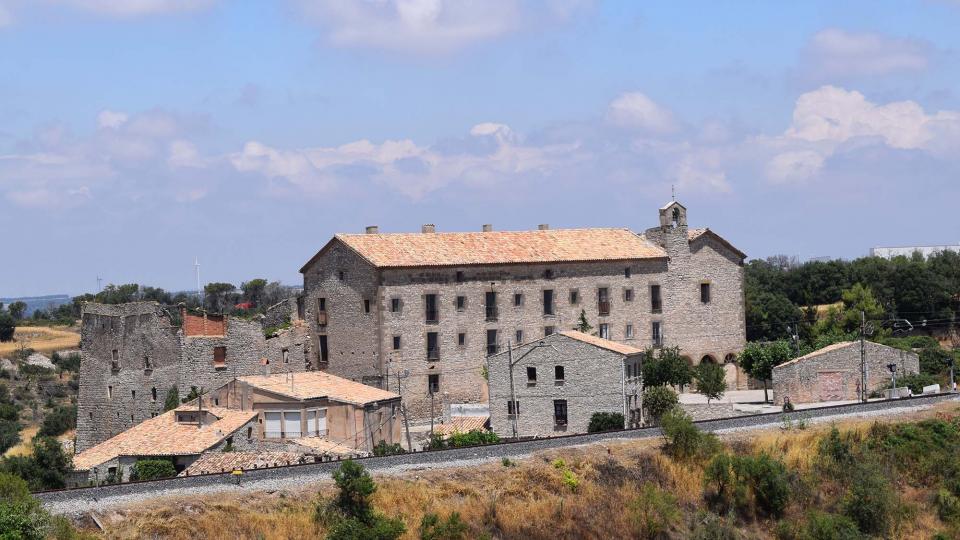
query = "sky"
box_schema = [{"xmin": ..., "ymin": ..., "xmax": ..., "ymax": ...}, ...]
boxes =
[{"xmin": 2, "ymin": 0, "xmax": 959, "ymax": 297}]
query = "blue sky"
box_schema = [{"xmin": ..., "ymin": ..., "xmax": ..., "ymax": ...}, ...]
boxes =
[{"xmin": 2, "ymin": 0, "xmax": 959, "ymax": 297}]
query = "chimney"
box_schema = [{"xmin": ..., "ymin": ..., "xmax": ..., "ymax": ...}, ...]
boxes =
[
  {"xmin": 365, "ymin": 225, "xmax": 379, "ymax": 234},
  {"xmin": 482, "ymin": 224, "xmax": 493, "ymax": 232},
  {"xmin": 422, "ymin": 224, "xmax": 436, "ymax": 233},
  {"xmin": 538, "ymin": 224, "xmax": 550, "ymax": 230}
]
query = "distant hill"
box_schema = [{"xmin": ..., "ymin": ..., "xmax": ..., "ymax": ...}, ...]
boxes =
[{"xmin": 0, "ymin": 295, "xmax": 72, "ymax": 316}]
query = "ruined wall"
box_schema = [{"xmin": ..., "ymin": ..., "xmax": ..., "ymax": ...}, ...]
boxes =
[
  {"xmin": 487, "ymin": 333, "xmax": 627, "ymax": 437},
  {"xmin": 772, "ymin": 341, "xmax": 920, "ymax": 404},
  {"xmin": 76, "ymin": 303, "xmax": 181, "ymax": 452}
]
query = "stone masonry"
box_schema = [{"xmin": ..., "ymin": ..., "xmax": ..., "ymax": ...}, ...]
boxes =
[
  {"xmin": 76, "ymin": 301, "xmax": 310, "ymax": 452},
  {"xmin": 487, "ymin": 331, "xmax": 643, "ymax": 437},
  {"xmin": 772, "ymin": 340, "xmax": 920, "ymax": 404},
  {"xmin": 300, "ymin": 201, "xmax": 748, "ymax": 420}
]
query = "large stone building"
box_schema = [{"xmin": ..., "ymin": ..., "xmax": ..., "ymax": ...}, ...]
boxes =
[
  {"xmin": 487, "ymin": 331, "xmax": 644, "ymax": 438},
  {"xmin": 772, "ymin": 341, "xmax": 920, "ymax": 404},
  {"xmin": 299, "ymin": 201, "xmax": 747, "ymax": 418},
  {"xmin": 76, "ymin": 301, "xmax": 310, "ymax": 452}
]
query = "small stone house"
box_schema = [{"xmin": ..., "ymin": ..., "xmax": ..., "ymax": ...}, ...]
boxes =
[
  {"xmin": 487, "ymin": 331, "xmax": 644, "ymax": 438},
  {"xmin": 772, "ymin": 341, "xmax": 920, "ymax": 405}
]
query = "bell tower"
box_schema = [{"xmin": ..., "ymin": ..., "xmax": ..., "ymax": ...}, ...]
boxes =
[{"xmin": 658, "ymin": 200, "xmax": 687, "ymax": 231}]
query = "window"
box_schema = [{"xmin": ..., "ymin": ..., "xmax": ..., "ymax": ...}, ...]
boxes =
[
  {"xmin": 544, "ymin": 269, "xmax": 554, "ymax": 279},
  {"xmin": 553, "ymin": 400, "xmax": 568, "ymax": 427},
  {"xmin": 569, "ymin": 289, "xmax": 579, "ymax": 304},
  {"xmin": 515, "ymin": 329, "xmax": 524, "ymax": 344},
  {"xmin": 507, "ymin": 400, "xmax": 520, "ymax": 416},
  {"xmin": 282, "ymin": 348, "xmax": 289, "ymax": 363},
  {"xmin": 543, "ymin": 289, "xmax": 554, "ymax": 315},
  {"xmin": 650, "ymin": 285, "xmax": 662, "ymax": 313},
  {"xmin": 264, "ymin": 412, "xmax": 282, "ymax": 438},
  {"xmin": 456, "ymin": 295, "xmax": 466, "ymax": 311},
  {"xmin": 131, "ymin": 389, "xmax": 136, "ymax": 399},
  {"xmin": 526, "ymin": 366, "xmax": 537, "ymax": 384},
  {"xmin": 391, "ymin": 298, "xmax": 401, "ymax": 313},
  {"xmin": 247, "ymin": 426, "xmax": 253, "ymax": 439},
  {"xmin": 426, "ymin": 332, "xmax": 439, "ymax": 360},
  {"xmin": 555, "ymin": 365, "xmax": 565, "ymax": 382},
  {"xmin": 283, "ymin": 411, "xmax": 301, "ymax": 438},
  {"xmin": 456, "ymin": 270, "xmax": 464, "ymax": 282},
  {"xmin": 393, "ymin": 335, "xmax": 401, "ymax": 350},
  {"xmin": 700, "ymin": 283, "xmax": 711, "ymax": 303},
  {"xmin": 544, "ymin": 326, "xmax": 555, "ymax": 336},
  {"xmin": 213, "ymin": 346, "xmax": 226, "ymax": 368},
  {"xmin": 107, "ymin": 386, "xmax": 113, "ymax": 399},
  {"xmin": 111, "ymin": 349, "xmax": 120, "ymax": 370},
  {"xmin": 317, "ymin": 298, "xmax": 328, "ymax": 325},
  {"xmin": 624, "ymin": 288, "xmax": 634, "ymax": 302},
  {"xmin": 363, "ymin": 299, "xmax": 370, "ymax": 313},
  {"xmin": 151, "ymin": 387, "xmax": 157, "ymax": 402},
  {"xmin": 296, "ymin": 296, "xmax": 305, "ymax": 320},
  {"xmin": 486, "ymin": 329, "xmax": 499, "ymax": 356},
  {"xmin": 626, "ymin": 324, "xmax": 634, "ymax": 339},
  {"xmin": 338, "ymin": 271, "xmax": 345, "ymax": 281},
  {"xmin": 652, "ymin": 321, "xmax": 663, "ymax": 347},
  {"xmin": 425, "ymin": 294, "xmax": 439, "ymax": 323},
  {"xmin": 599, "ymin": 323, "xmax": 609, "ymax": 339},
  {"xmin": 514, "ymin": 293, "xmax": 523, "ymax": 307},
  {"xmin": 625, "ymin": 267, "xmax": 631, "ymax": 278},
  {"xmin": 485, "ymin": 291, "xmax": 498, "ymax": 320},
  {"xmin": 428, "ymin": 374, "xmax": 440, "ymax": 394},
  {"xmin": 598, "ymin": 287, "xmax": 610, "ymax": 316},
  {"xmin": 458, "ymin": 332, "xmax": 466, "ymax": 347},
  {"xmin": 319, "ymin": 335, "xmax": 329, "ymax": 363},
  {"xmin": 144, "ymin": 355, "xmax": 152, "ymax": 370}
]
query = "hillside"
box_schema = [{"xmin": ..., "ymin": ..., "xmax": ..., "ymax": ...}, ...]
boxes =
[{"xmin": 83, "ymin": 403, "xmax": 960, "ymax": 539}]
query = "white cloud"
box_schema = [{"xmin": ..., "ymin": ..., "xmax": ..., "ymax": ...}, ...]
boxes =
[
  {"xmin": 97, "ymin": 110, "xmax": 128, "ymax": 129},
  {"xmin": 607, "ymin": 92, "xmax": 678, "ymax": 134},
  {"xmin": 765, "ymin": 150, "xmax": 825, "ymax": 184},
  {"xmin": 801, "ymin": 28, "xmax": 930, "ymax": 79},
  {"xmin": 51, "ymin": 0, "xmax": 217, "ymax": 17}
]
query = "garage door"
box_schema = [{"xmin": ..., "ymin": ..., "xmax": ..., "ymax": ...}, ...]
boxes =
[
  {"xmin": 284, "ymin": 411, "xmax": 301, "ymax": 438},
  {"xmin": 264, "ymin": 412, "xmax": 282, "ymax": 438},
  {"xmin": 817, "ymin": 371, "xmax": 845, "ymax": 402}
]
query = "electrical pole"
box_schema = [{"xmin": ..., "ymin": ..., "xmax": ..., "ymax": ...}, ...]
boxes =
[
  {"xmin": 860, "ymin": 311, "xmax": 868, "ymax": 402},
  {"xmin": 391, "ymin": 364, "xmax": 413, "ymax": 451},
  {"xmin": 194, "ymin": 257, "xmax": 202, "ymax": 306},
  {"xmin": 96, "ymin": 275, "xmax": 102, "ymax": 293},
  {"xmin": 507, "ymin": 339, "xmax": 517, "ymax": 438}
]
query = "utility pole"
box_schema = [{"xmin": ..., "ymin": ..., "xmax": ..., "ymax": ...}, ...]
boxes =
[
  {"xmin": 96, "ymin": 275, "xmax": 102, "ymax": 293},
  {"xmin": 194, "ymin": 258, "xmax": 202, "ymax": 306},
  {"xmin": 391, "ymin": 364, "xmax": 413, "ymax": 451},
  {"xmin": 429, "ymin": 390, "xmax": 435, "ymax": 440},
  {"xmin": 508, "ymin": 340, "xmax": 518, "ymax": 438},
  {"xmin": 860, "ymin": 311, "xmax": 868, "ymax": 402}
]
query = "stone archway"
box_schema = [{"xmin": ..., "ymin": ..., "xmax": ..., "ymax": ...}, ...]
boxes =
[
  {"xmin": 723, "ymin": 353, "xmax": 740, "ymax": 390},
  {"xmin": 700, "ymin": 354, "xmax": 717, "ymax": 364}
]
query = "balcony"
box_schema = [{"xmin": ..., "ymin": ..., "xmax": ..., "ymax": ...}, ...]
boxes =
[
  {"xmin": 598, "ymin": 301, "xmax": 610, "ymax": 316},
  {"xmin": 486, "ymin": 344, "xmax": 500, "ymax": 356},
  {"xmin": 317, "ymin": 311, "xmax": 328, "ymax": 326},
  {"xmin": 427, "ymin": 347, "xmax": 440, "ymax": 361},
  {"xmin": 425, "ymin": 310, "xmax": 439, "ymax": 324},
  {"xmin": 485, "ymin": 306, "xmax": 499, "ymax": 322}
]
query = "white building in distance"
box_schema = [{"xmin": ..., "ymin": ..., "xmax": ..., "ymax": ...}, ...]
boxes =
[{"xmin": 870, "ymin": 244, "xmax": 960, "ymax": 259}]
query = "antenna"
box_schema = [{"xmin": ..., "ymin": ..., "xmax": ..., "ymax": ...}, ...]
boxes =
[
  {"xmin": 96, "ymin": 276, "xmax": 102, "ymax": 292},
  {"xmin": 194, "ymin": 257, "xmax": 202, "ymax": 303}
]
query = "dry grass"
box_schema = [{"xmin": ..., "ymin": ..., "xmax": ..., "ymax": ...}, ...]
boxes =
[
  {"xmin": 0, "ymin": 326, "xmax": 80, "ymax": 357},
  {"xmin": 4, "ymin": 424, "xmax": 39, "ymax": 457},
  {"xmin": 94, "ymin": 406, "xmax": 959, "ymax": 540}
]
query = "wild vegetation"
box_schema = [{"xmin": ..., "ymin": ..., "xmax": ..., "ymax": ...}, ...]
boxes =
[{"xmin": 88, "ymin": 404, "xmax": 960, "ymax": 539}]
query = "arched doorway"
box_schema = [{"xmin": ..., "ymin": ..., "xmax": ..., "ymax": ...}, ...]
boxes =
[
  {"xmin": 700, "ymin": 354, "xmax": 717, "ymax": 364},
  {"xmin": 723, "ymin": 353, "xmax": 739, "ymax": 390}
]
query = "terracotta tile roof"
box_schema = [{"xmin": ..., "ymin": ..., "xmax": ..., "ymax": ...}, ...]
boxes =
[
  {"xmin": 238, "ymin": 371, "xmax": 400, "ymax": 406},
  {"xmin": 433, "ymin": 416, "xmax": 489, "ymax": 436},
  {"xmin": 179, "ymin": 451, "xmax": 308, "ymax": 476},
  {"xmin": 73, "ymin": 407, "xmax": 257, "ymax": 471},
  {"xmin": 686, "ymin": 227, "xmax": 747, "ymax": 259},
  {"xmin": 303, "ymin": 228, "xmax": 667, "ymax": 271},
  {"xmin": 774, "ymin": 341, "xmax": 857, "ymax": 369},
  {"xmin": 688, "ymin": 228, "xmax": 707, "ymax": 240},
  {"xmin": 289, "ymin": 436, "xmax": 363, "ymax": 455},
  {"xmin": 559, "ymin": 330, "xmax": 645, "ymax": 356}
]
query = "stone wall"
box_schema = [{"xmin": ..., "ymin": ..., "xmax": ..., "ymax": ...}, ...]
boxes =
[
  {"xmin": 487, "ymin": 333, "xmax": 628, "ymax": 437},
  {"xmin": 76, "ymin": 302, "xmax": 309, "ymax": 452},
  {"xmin": 772, "ymin": 341, "xmax": 920, "ymax": 404}
]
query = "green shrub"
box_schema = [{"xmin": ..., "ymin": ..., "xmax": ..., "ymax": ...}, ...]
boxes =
[
  {"xmin": 660, "ymin": 408, "xmax": 719, "ymax": 461},
  {"xmin": 428, "ymin": 429, "xmax": 499, "ymax": 450},
  {"xmin": 690, "ymin": 512, "xmax": 738, "ymax": 540},
  {"xmin": 802, "ymin": 511, "xmax": 863, "ymax": 540},
  {"xmin": 420, "ymin": 511, "xmax": 468, "ymax": 540},
  {"xmin": 39, "ymin": 405, "xmax": 76, "ymax": 437},
  {"xmin": 0, "ymin": 472, "xmax": 50, "ymax": 540},
  {"xmin": 317, "ymin": 460, "xmax": 405, "ymax": 540},
  {"xmin": 732, "ymin": 453, "xmax": 790, "ymax": 518},
  {"xmin": 372, "ymin": 440, "xmax": 406, "ymax": 457},
  {"xmin": 893, "ymin": 372, "xmax": 939, "ymax": 394},
  {"xmin": 163, "ymin": 387, "xmax": 180, "ymax": 412},
  {"xmin": 842, "ymin": 463, "xmax": 896, "ymax": 536},
  {"xmin": 628, "ymin": 482, "xmax": 680, "ymax": 539},
  {"xmin": 0, "ymin": 419, "xmax": 20, "ymax": 454},
  {"xmin": 920, "ymin": 347, "xmax": 954, "ymax": 375},
  {"xmin": 587, "ymin": 412, "xmax": 624, "ymax": 433},
  {"xmin": 561, "ymin": 469, "xmax": 580, "ymax": 492},
  {"xmin": 936, "ymin": 488, "xmax": 960, "ymax": 523},
  {"xmin": 703, "ymin": 452, "xmax": 734, "ymax": 512},
  {"xmin": 130, "ymin": 459, "xmax": 177, "ymax": 481},
  {"xmin": 0, "ymin": 403, "xmax": 19, "ymax": 423},
  {"xmin": 643, "ymin": 386, "xmax": 679, "ymax": 423}
]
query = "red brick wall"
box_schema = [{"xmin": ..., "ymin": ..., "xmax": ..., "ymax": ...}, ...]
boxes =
[{"xmin": 183, "ymin": 311, "xmax": 227, "ymax": 337}]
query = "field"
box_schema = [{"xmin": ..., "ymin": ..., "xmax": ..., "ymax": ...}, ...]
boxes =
[
  {"xmin": 0, "ymin": 325, "xmax": 80, "ymax": 357},
  {"xmin": 90, "ymin": 403, "xmax": 960, "ymax": 540}
]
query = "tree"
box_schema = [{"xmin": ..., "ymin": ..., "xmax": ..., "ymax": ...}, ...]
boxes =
[
  {"xmin": 694, "ymin": 362, "xmax": 726, "ymax": 404},
  {"xmin": 576, "ymin": 309, "xmax": 593, "ymax": 334},
  {"xmin": 38, "ymin": 405, "xmax": 76, "ymax": 437},
  {"xmin": 643, "ymin": 386, "xmax": 678, "ymax": 423},
  {"xmin": 0, "ymin": 311, "xmax": 14, "ymax": 343},
  {"xmin": 739, "ymin": 341, "xmax": 791, "ymax": 403},
  {"xmin": 0, "ymin": 472, "xmax": 51, "ymax": 540},
  {"xmin": 7, "ymin": 301, "xmax": 26, "ymax": 321},
  {"xmin": 240, "ymin": 278, "xmax": 268, "ymax": 307},
  {"xmin": 204, "ymin": 282, "xmax": 235, "ymax": 312},
  {"xmin": 587, "ymin": 412, "xmax": 624, "ymax": 433},
  {"xmin": 130, "ymin": 459, "xmax": 177, "ymax": 481},
  {"xmin": 642, "ymin": 347, "xmax": 693, "ymax": 391},
  {"xmin": 318, "ymin": 460, "xmax": 405, "ymax": 540},
  {"xmin": 163, "ymin": 387, "xmax": 180, "ymax": 412}
]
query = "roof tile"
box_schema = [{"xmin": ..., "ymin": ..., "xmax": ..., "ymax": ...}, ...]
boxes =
[{"xmin": 237, "ymin": 371, "xmax": 400, "ymax": 405}]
